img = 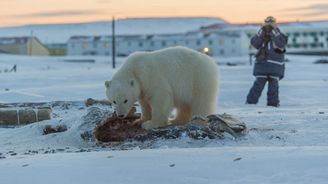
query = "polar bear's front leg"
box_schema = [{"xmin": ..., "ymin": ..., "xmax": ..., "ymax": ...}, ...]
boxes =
[
  {"xmin": 133, "ymin": 99, "xmax": 152, "ymax": 125},
  {"xmin": 141, "ymin": 91, "xmax": 173, "ymax": 130}
]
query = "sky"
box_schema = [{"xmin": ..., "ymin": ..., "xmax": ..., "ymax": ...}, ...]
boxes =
[{"xmin": 0, "ymin": 0, "xmax": 328, "ymax": 27}]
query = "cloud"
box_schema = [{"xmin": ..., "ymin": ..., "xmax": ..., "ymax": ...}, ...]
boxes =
[
  {"xmin": 12, "ymin": 10, "xmax": 105, "ymax": 18},
  {"xmin": 282, "ymin": 3, "xmax": 328, "ymax": 17}
]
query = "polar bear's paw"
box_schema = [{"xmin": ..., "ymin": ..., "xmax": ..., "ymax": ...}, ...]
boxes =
[
  {"xmin": 131, "ymin": 118, "xmax": 146, "ymax": 126},
  {"xmin": 141, "ymin": 121, "xmax": 157, "ymax": 130},
  {"xmin": 142, "ymin": 120, "xmax": 167, "ymax": 130}
]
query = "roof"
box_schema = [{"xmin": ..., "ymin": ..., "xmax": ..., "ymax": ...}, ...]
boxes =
[
  {"xmin": 68, "ymin": 31, "xmax": 240, "ymax": 43},
  {"xmin": 69, "ymin": 35, "xmax": 124, "ymax": 43},
  {"xmin": 0, "ymin": 37, "xmax": 30, "ymax": 45},
  {"xmin": 200, "ymin": 20, "xmax": 328, "ymax": 32},
  {"xmin": 68, "ymin": 35, "xmax": 161, "ymax": 42}
]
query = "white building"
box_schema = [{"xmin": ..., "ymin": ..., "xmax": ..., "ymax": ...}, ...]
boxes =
[
  {"xmin": 67, "ymin": 36, "xmax": 112, "ymax": 56},
  {"xmin": 280, "ymin": 22, "xmax": 328, "ymax": 55},
  {"xmin": 202, "ymin": 21, "xmax": 328, "ymax": 56},
  {"xmin": 67, "ymin": 32, "xmax": 245, "ymax": 57}
]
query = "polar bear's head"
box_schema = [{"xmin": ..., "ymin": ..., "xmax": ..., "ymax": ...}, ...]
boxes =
[{"xmin": 105, "ymin": 79, "xmax": 140, "ymax": 119}]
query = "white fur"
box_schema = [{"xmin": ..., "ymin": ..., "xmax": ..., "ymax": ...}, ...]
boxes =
[{"xmin": 105, "ymin": 46, "xmax": 219, "ymax": 129}]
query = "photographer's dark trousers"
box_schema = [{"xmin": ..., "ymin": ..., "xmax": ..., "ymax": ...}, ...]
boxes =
[{"xmin": 246, "ymin": 75, "xmax": 280, "ymax": 107}]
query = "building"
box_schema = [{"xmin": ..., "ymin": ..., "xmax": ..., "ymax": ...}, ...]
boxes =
[
  {"xmin": 66, "ymin": 32, "xmax": 244, "ymax": 57},
  {"xmin": 280, "ymin": 22, "xmax": 328, "ymax": 55},
  {"xmin": 66, "ymin": 21, "xmax": 328, "ymax": 57},
  {"xmin": 0, "ymin": 36, "xmax": 49, "ymax": 56},
  {"xmin": 202, "ymin": 21, "xmax": 328, "ymax": 56},
  {"xmin": 67, "ymin": 36, "xmax": 112, "ymax": 56},
  {"xmin": 46, "ymin": 43, "xmax": 67, "ymax": 56}
]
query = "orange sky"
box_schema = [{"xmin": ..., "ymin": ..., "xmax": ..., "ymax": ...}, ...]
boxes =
[{"xmin": 0, "ymin": 0, "xmax": 328, "ymax": 26}]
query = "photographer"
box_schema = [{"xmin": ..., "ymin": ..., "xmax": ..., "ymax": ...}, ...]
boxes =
[{"xmin": 246, "ymin": 16, "xmax": 288, "ymax": 107}]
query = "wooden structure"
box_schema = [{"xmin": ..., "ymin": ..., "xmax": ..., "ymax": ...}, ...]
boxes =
[{"xmin": 0, "ymin": 108, "xmax": 52, "ymax": 125}]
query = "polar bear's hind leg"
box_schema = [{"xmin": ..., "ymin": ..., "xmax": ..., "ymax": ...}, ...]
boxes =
[{"xmin": 170, "ymin": 104, "xmax": 192, "ymax": 125}]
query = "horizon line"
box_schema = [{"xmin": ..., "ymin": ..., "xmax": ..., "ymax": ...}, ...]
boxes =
[{"xmin": 1, "ymin": 16, "xmax": 328, "ymax": 29}]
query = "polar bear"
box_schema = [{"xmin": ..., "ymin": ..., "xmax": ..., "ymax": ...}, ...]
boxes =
[{"xmin": 105, "ymin": 46, "xmax": 219, "ymax": 129}]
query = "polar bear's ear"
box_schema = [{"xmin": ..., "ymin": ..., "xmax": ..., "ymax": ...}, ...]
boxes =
[
  {"xmin": 130, "ymin": 79, "xmax": 134, "ymax": 87},
  {"xmin": 105, "ymin": 80, "xmax": 111, "ymax": 88}
]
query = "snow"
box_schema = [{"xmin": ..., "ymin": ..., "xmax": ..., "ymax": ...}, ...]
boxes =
[
  {"xmin": 0, "ymin": 53, "xmax": 328, "ymax": 183},
  {"xmin": 0, "ymin": 55, "xmax": 121, "ymax": 102},
  {"xmin": 1, "ymin": 147, "xmax": 328, "ymax": 184}
]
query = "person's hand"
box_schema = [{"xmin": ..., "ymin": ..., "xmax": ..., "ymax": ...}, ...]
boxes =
[
  {"xmin": 270, "ymin": 22, "xmax": 280, "ymax": 36},
  {"xmin": 262, "ymin": 23, "xmax": 270, "ymax": 29},
  {"xmin": 262, "ymin": 24, "xmax": 273, "ymax": 33}
]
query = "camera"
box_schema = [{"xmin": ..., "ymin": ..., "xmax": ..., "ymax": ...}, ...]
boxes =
[
  {"xmin": 262, "ymin": 24, "xmax": 273, "ymax": 33},
  {"xmin": 262, "ymin": 24, "xmax": 273, "ymax": 41}
]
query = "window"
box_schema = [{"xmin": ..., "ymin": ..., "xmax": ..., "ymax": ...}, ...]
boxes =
[
  {"xmin": 231, "ymin": 39, "xmax": 236, "ymax": 44},
  {"xmin": 162, "ymin": 41, "xmax": 166, "ymax": 47},
  {"xmin": 303, "ymin": 32, "xmax": 308, "ymax": 36},
  {"xmin": 93, "ymin": 42, "xmax": 97, "ymax": 48},
  {"xmin": 293, "ymin": 32, "xmax": 300, "ymax": 37},
  {"xmin": 314, "ymin": 37, "xmax": 319, "ymax": 42},
  {"xmin": 185, "ymin": 40, "xmax": 189, "ymax": 45},
  {"xmin": 150, "ymin": 41, "xmax": 154, "ymax": 47},
  {"xmin": 293, "ymin": 43, "xmax": 300, "ymax": 48},
  {"xmin": 104, "ymin": 43, "xmax": 110, "ymax": 48},
  {"xmin": 139, "ymin": 42, "xmax": 143, "ymax": 47},
  {"xmin": 219, "ymin": 39, "xmax": 224, "ymax": 45},
  {"xmin": 292, "ymin": 38, "xmax": 297, "ymax": 43},
  {"xmin": 82, "ymin": 43, "xmax": 88, "ymax": 49},
  {"xmin": 208, "ymin": 40, "xmax": 213, "ymax": 45},
  {"xmin": 310, "ymin": 32, "xmax": 317, "ymax": 36},
  {"xmin": 196, "ymin": 40, "xmax": 201, "ymax": 46}
]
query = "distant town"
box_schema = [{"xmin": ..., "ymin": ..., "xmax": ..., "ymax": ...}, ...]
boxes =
[{"xmin": 0, "ymin": 18, "xmax": 328, "ymax": 57}]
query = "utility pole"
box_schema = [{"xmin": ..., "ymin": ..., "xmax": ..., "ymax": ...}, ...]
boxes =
[{"xmin": 112, "ymin": 16, "xmax": 116, "ymax": 69}]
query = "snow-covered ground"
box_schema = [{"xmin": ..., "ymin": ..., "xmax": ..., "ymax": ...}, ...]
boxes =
[
  {"xmin": 0, "ymin": 53, "xmax": 328, "ymax": 183},
  {"xmin": 1, "ymin": 147, "xmax": 328, "ymax": 184}
]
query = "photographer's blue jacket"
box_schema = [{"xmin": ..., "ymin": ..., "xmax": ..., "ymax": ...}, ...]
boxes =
[{"xmin": 251, "ymin": 28, "xmax": 288, "ymax": 79}]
